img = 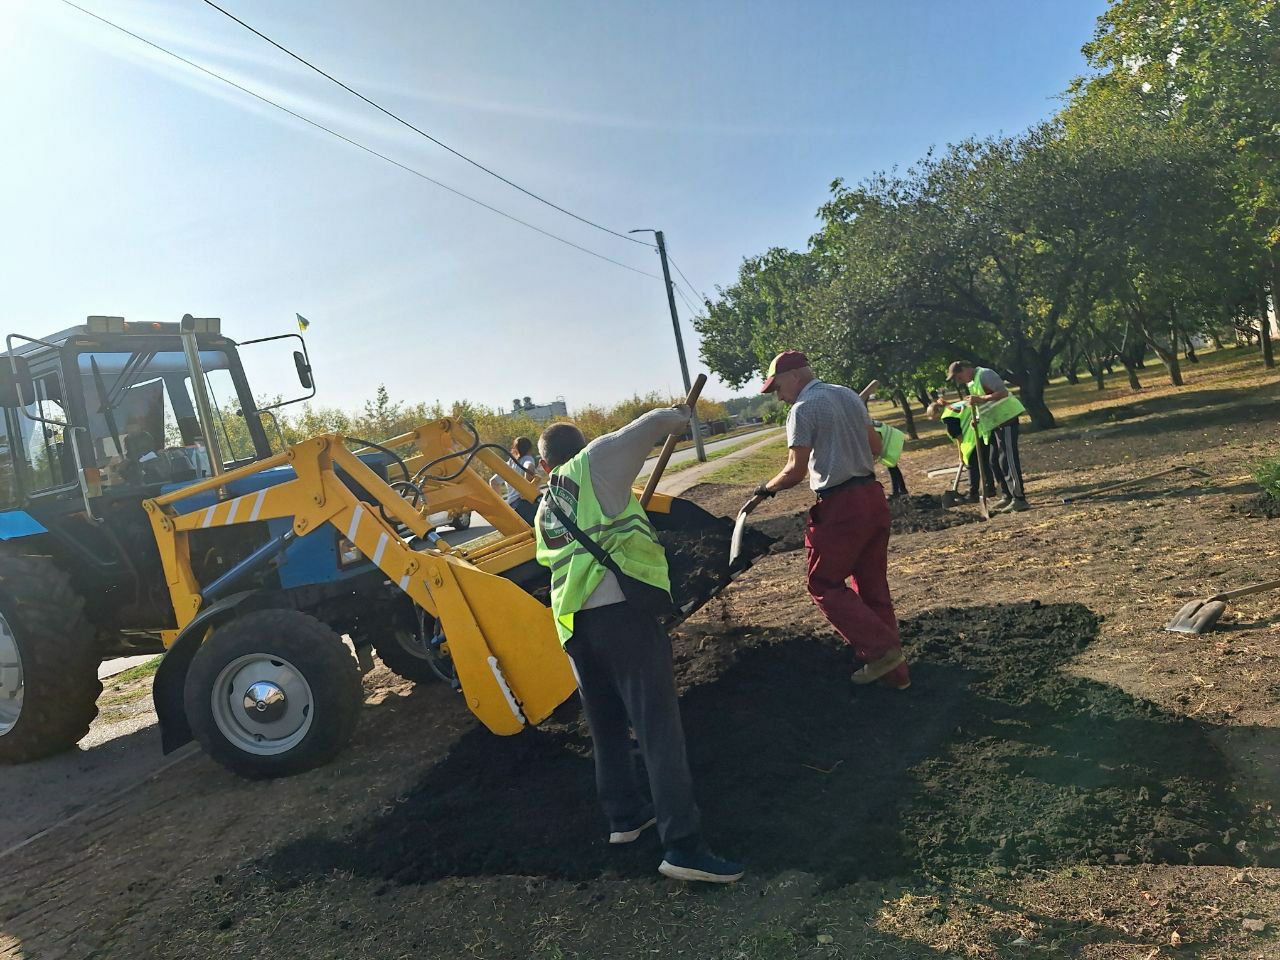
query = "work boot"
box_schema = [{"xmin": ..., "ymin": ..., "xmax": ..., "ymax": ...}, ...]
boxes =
[
  {"xmin": 879, "ymin": 661, "xmax": 912, "ymax": 690},
  {"xmin": 659, "ymin": 843, "xmax": 744, "ymax": 884},
  {"xmin": 993, "ymin": 496, "xmax": 1026, "ymax": 513},
  {"xmin": 991, "ymin": 495, "xmax": 1013, "ymax": 510},
  {"xmin": 964, "ymin": 491, "xmax": 980, "ymax": 503},
  {"xmin": 609, "ymin": 813, "xmax": 657, "ymax": 845}
]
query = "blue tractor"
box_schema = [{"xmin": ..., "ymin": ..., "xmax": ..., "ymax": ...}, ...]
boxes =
[{"xmin": 0, "ymin": 315, "xmax": 455, "ymax": 776}]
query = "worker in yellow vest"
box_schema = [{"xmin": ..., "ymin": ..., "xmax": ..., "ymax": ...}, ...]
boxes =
[
  {"xmin": 534, "ymin": 410, "xmax": 743, "ymax": 884},
  {"xmin": 946, "ymin": 361, "xmax": 1028, "ymax": 512},
  {"xmin": 871, "ymin": 419, "xmax": 908, "ymax": 496},
  {"xmin": 927, "ymin": 391, "xmax": 992, "ymax": 503}
]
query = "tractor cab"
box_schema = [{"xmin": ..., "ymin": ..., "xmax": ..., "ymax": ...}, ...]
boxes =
[
  {"xmin": 1, "ymin": 315, "xmax": 308, "ymax": 513},
  {"xmin": 0, "ymin": 315, "xmax": 320, "ymax": 650}
]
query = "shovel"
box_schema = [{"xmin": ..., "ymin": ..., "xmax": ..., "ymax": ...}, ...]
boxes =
[
  {"xmin": 1165, "ymin": 577, "xmax": 1280, "ymax": 634},
  {"xmin": 956, "ymin": 389, "xmax": 992, "ymax": 520},
  {"xmin": 940, "ymin": 459, "xmax": 966, "ymax": 509},
  {"xmin": 1062, "ymin": 465, "xmax": 1209, "ymax": 504},
  {"xmin": 729, "ymin": 492, "xmax": 768, "ymax": 570}
]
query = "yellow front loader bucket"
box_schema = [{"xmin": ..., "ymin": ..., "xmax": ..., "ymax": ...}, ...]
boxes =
[{"xmin": 422, "ymin": 553, "xmax": 574, "ymax": 734}]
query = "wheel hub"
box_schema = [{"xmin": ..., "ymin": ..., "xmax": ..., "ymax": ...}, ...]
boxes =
[
  {"xmin": 211, "ymin": 654, "xmax": 314, "ymax": 757},
  {"xmin": 242, "ymin": 681, "xmax": 287, "ymax": 724},
  {"xmin": 0, "ymin": 614, "xmax": 23, "ymax": 737}
]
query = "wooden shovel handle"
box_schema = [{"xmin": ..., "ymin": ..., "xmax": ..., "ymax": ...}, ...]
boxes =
[
  {"xmin": 1212, "ymin": 576, "xmax": 1280, "ymax": 602},
  {"xmin": 640, "ymin": 373, "xmax": 707, "ymax": 507},
  {"xmin": 1062, "ymin": 465, "xmax": 1186, "ymax": 504}
]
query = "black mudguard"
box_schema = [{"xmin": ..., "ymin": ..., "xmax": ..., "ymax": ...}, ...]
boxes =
[{"xmin": 152, "ymin": 590, "xmax": 259, "ymax": 754}]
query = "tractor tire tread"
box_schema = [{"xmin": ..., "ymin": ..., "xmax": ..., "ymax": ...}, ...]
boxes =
[
  {"xmin": 0, "ymin": 555, "xmax": 101, "ymax": 763},
  {"xmin": 372, "ymin": 629, "xmax": 446, "ymax": 686},
  {"xmin": 184, "ymin": 609, "xmax": 363, "ymax": 779}
]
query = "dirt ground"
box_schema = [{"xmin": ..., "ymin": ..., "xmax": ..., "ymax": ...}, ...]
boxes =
[{"xmin": 3, "ymin": 347, "xmax": 1280, "ymax": 959}]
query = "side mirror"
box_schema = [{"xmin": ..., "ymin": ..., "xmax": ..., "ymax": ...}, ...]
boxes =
[
  {"xmin": 0, "ymin": 356, "xmax": 34, "ymax": 408},
  {"xmin": 293, "ymin": 351, "xmax": 313, "ymax": 391}
]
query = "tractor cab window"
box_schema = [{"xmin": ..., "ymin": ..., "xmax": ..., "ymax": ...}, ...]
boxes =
[
  {"xmin": 14, "ymin": 375, "xmax": 72, "ymax": 492},
  {"xmin": 75, "ymin": 350, "xmax": 255, "ymax": 492}
]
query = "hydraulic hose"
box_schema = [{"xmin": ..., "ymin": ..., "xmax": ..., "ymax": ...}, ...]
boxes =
[{"xmin": 412, "ymin": 420, "xmax": 520, "ymax": 484}]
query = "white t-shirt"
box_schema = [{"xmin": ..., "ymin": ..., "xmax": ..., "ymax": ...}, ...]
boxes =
[{"xmin": 503, "ymin": 454, "xmax": 538, "ymax": 504}]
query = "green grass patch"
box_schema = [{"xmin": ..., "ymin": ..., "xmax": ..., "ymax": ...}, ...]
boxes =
[
  {"xmin": 107, "ymin": 656, "xmax": 163, "ymax": 686},
  {"xmin": 660, "ymin": 431, "xmax": 778, "ymax": 475},
  {"xmin": 1252, "ymin": 454, "xmax": 1280, "ymax": 500},
  {"xmin": 702, "ymin": 439, "xmax": 790, "ymax": 485}
]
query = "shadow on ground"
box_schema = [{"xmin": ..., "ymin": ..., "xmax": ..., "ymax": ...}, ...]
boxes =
[{"xmin": 270, "ymin": 603, "xmax": 1280, "ymax": 890}]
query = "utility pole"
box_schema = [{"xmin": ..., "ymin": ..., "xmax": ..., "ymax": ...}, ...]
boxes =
[{"xmin": 633, "ymin": 229, "xmax": 706, "ymax": 461}]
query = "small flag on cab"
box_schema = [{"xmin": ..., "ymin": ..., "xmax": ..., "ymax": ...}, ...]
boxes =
[{"xmin": 297, "ymin": 313, "xmax": 311, "ymax": 332}]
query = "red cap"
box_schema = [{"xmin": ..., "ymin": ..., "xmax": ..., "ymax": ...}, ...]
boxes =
[{"xmin": 760, "ymin": 350, "xmax": 809, "ymax": 393}]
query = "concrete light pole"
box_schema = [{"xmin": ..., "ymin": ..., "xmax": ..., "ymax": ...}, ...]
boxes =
[{"xmin": 630, "ymin": 228, "xmax": 706, "ymax": 462}]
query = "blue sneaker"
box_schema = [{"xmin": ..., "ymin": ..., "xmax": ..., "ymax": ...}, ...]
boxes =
[
  {"xmin": 658, "ymin": 846, "xmax": 744, "ymax": 883},
  {"xmin": 609, "ymin": 815, "xmax": 657, "ymax": 845}
]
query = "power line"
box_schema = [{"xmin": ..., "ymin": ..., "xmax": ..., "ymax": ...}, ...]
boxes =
[
  {"xmin": 671, "ymin": 282, "xmax": 701, "ymax": 317},
  {"xmin": 200, "ymin": 0, "xmax": 651, "ymax": 248},
  {"xmin": 665, "ymin": 252, "xmax": 711, "ymax": 306},
  {"xmin": 61, "ymin": 1, "xmax": 660, "ymax": 280}
]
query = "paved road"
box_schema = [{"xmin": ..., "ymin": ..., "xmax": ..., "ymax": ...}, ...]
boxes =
[{"xmin": 640, "ymin": 426, "xmax": 771, "ymax": 473}]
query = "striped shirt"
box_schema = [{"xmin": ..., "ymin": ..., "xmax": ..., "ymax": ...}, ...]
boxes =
[{"xmin": 786, "ymin": 379, "xmax": 876, "ymax": 491}]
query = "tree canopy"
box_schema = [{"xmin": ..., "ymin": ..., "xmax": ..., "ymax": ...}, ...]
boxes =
[{"xmin": 694, "ymin": 0, "xmax": 1279, "ymax": 425}]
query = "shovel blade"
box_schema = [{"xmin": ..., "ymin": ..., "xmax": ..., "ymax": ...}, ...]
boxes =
[
  {"xmin": 729, "ymin": 510, "xmax": 750, "ymax": 570},
  {"xmin": 1165, "ymin": 599, "xmax": 1228, "ymax": 634},
  {"xmin": 940, "ymin": 490, "xmax": 958, "ymax": 509}
]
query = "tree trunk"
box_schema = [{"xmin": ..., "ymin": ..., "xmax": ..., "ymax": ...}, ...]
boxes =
[
  {"xmin": 1260, "ymin": 286, "xmax": 1276, "ymax": 369},
  {"xmin": 1209, "ymin": 328, "xmax": 1224, "ymax": 351},
  {"xmin": 1018, "ymin": 377, "xmax": 1056, "ymax": 429},
  {"xmin": 1018, "ymin": 349, "xmax": 1056, "ymax": 428},
  {"xmin": 1122, "ymin": 359, "xmax": 1141, "ymax": 390},
  {"xmin": 1183, "ymin": 334, "xmax": 1198, "ymax": 362},
  {"xmin": 912, "ymin": 382, "xmax": 932, "ymax": 410},
  {"xmin": 1140, "ymin": 325, "xmax": 1183, "ymax": 386},
  {"xmin": 894, "ymin": 390, "xmax": 919, "ymax": 440},
  {"xmin": 1154, "ymin": 342, "xmax": 1184, "ymax": 385},
  {"xmin": 1082, "ymin": 349, "xmax": 1107, "ymax": 391},
  {"xmin": 1063, "ymin": 366, "xmax": 1079, "ymax": 385}
]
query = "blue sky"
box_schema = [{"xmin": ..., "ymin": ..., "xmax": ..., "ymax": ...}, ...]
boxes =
[{"xmin": 0, "ymin": 0, "xmax": 1107, "ymax": 413}]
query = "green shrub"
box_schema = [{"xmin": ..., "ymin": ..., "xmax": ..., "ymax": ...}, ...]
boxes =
[{"xmin": 1252, "ymin": 455, "xmax": 1280, "ymax": 501}]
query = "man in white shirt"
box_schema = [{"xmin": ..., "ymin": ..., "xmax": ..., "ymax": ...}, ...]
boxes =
[{"xmin": 753, "ymin": 350, "xmax": 910, "ymax": 690}]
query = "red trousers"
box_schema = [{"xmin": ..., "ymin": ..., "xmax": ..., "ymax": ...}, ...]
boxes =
[{"xmin": 804, "ymin": 481, "xmax": 902, "ymax": 666}]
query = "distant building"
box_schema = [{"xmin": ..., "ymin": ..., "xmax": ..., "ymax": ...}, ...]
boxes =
[{"xmin": 511, "ymin": 396, "xmax": 567, "ymax": 423}]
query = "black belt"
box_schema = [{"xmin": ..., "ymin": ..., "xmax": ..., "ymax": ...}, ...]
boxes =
[{"xmin": 816, "ymin": 473, "xmax": 876, "ymax": 499}]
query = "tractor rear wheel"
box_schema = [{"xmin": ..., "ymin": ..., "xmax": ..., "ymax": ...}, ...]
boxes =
[
  {"xmin": 184, "ymin": 610, "xmax": 363, "ymax": 779},
  {"xmin": 372, "ymin": 611, "xmax": 458, "ymax": 687},
  {"xmin": 0, "ymin": 555, "xmax": 101, "ymax": 763}
]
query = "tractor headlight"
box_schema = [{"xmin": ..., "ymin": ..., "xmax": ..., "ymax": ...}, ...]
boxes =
[{"xmin": 336, "ymin": 536, "xmax": 364, "ymax": 568}]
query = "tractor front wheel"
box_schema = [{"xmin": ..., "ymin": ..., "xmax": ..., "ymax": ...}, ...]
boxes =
[
  {"xmin": 0, "ymin": 555, "xmax": 101, "ymax": 763},
  {"xmin": 184, "ymin": 610, "xmax": 363, "ymax": 779}
]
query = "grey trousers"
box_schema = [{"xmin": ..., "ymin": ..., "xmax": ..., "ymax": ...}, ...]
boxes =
[
  {"xmin": 565, "ymin": 602, "xmax": 701, "ymax": 848},
  {"xmin": 988, "ymin": 419, "xmax": 1026, "ymax": 500}
]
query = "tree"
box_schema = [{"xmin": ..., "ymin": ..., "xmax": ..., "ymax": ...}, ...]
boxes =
[
  {"xmin": 1079, "ymin": 0, "xmax": 1280, "ymax": 368},
  {"xmin": 694, "ymin": 248, "xmax": 820, "ymax": 388}
]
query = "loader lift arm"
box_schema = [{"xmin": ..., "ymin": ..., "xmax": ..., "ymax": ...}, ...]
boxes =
[{"xmin": 144, "ymin": 420, "xmax": 576, "ymax": 735}]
